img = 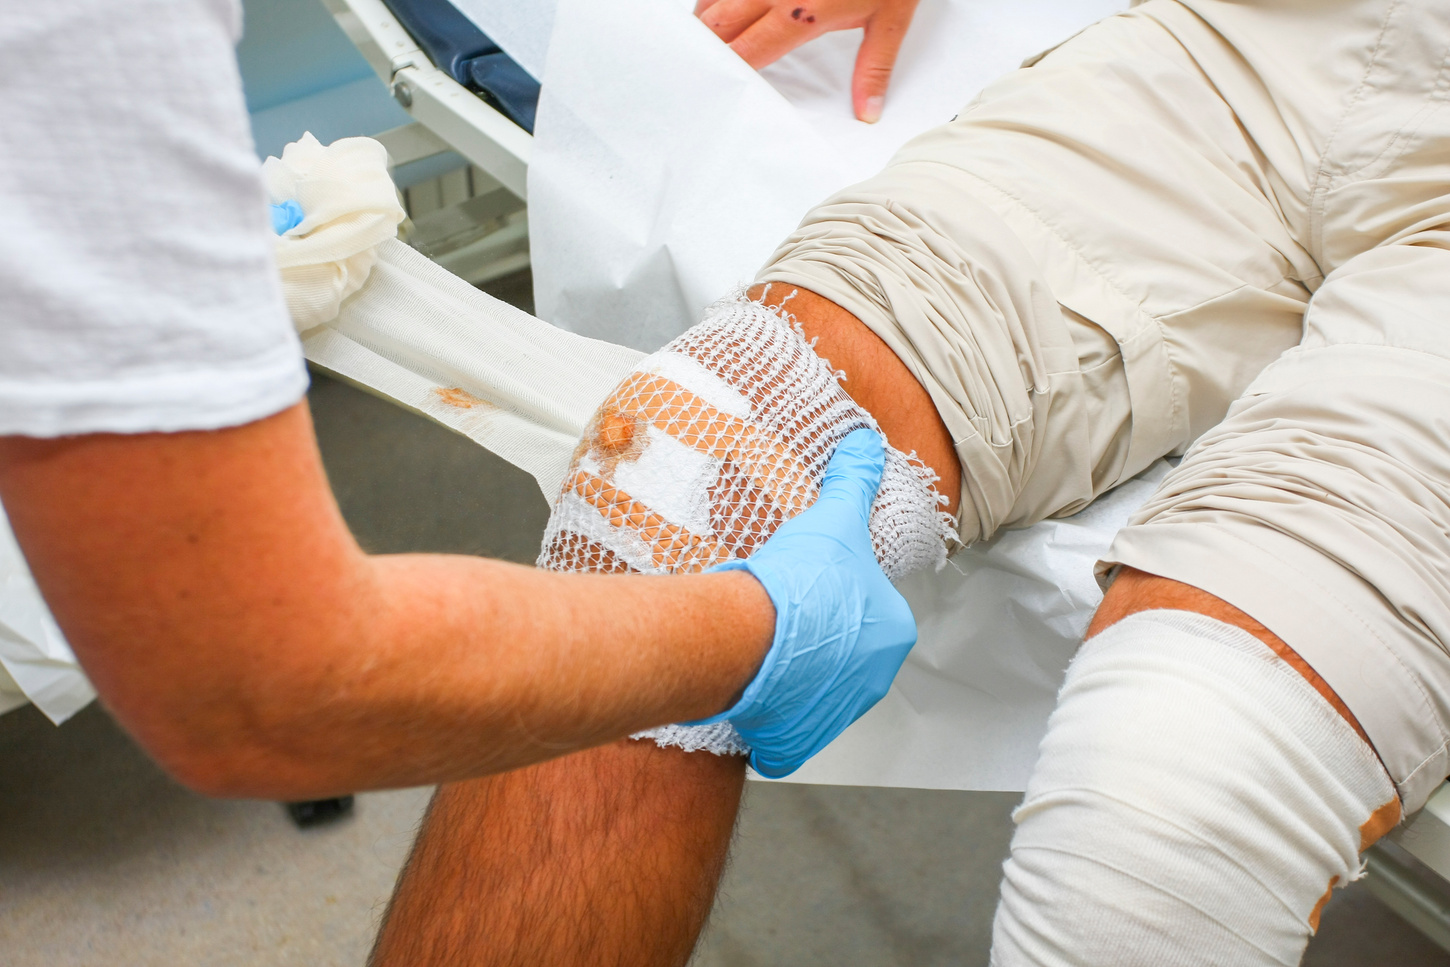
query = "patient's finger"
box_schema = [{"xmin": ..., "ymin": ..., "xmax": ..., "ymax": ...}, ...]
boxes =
[
  {"xmin": 730, "ymin": 5, "xmax": 829, "ymax": 69},
  {"xmin": 852, "ymin": 1, "xmax": 918, "ymax": 122},
  {"xmin": 697, "ymin": 0, "xmax": 773, "ymax": 44}
]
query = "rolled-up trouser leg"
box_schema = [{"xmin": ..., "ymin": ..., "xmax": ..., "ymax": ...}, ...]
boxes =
[
  {"xmin": 757, "ymin": 168, "xmax": 1134, "ymax": 548},
  {"xmin": 1105, "ymin": 245, "xmax": 1450, "ymax": 812},
  {"xmin": 991, "ymin": 610, "xmax": 1397, "ymax": 967},
  {"xmin": 756, "ymin": 4, "xmax": 1322, "ymax": 547},
  {"xmin": 759, "ymin": 0, "xmax": 1450, "ymax": 808}
]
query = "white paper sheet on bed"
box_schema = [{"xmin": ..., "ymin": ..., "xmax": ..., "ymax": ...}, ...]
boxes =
[
  {"xmin": 524, "ymin": 0, "xmax": 1125, "ymax": 351},
  {"xmin": 452, "ymin": 0, "xmax": 1153, "ymax": 791}
]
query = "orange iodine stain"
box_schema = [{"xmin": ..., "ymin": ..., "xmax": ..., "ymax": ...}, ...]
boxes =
[
  {"xmin": 434, "ymin": 387, "xmax": 490, "ymax": 409},
  {"xmin": 597, "ymin": 408, "xmax": 635, "ymax": 454}
]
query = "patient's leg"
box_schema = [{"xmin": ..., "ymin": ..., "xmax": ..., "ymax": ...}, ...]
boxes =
[
  {"xmin": 988, "ymin": 571, "xmax": 1401, "ymax": 966},
  {"xmin": 757, "ymin": 285, "xmax": 961, "ymax": 516},
  {"xmin": 370, "ymin": 289, "xmax": 958, "ymax": 967},
  {"xmin": 1087, "ymin": 569, "xmax": 1372, "ymax": 743},
  {"xmin": 370, "ymin": 741, "xmax": 744, "ymax": 967}
]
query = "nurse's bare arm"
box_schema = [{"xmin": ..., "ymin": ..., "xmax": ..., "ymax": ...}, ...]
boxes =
[{"xmin": 0, "ymin": 402, "xmax": 774, "ymax": 800}]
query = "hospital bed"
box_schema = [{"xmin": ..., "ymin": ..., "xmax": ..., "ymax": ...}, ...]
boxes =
[
  {"xmin": 1368, "ymin": 785, "xmax": 1450, "ymax": 949},
  {"xmin": 319, "ymin": 0, "xmax": 531, "ymax": 289},
  {"xmin": 317, "ymin": 0, "xmax": 1450, "ymax": 947},
  {"xmin": 322, "ymin": 0, "xmax": 531, "ymax": 198}
]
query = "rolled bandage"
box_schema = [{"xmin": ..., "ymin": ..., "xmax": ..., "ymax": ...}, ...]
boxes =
[
  {"xmin": 537, "ymin": 295, "xmax": 957, "ymax": 755},
  {"xmin": 262, "ymin": 133, "xmax": 406, "ymax": 332},
  {"xmin": 991, "ymin": 609, "xmax": 1400, "ymax": 967}
]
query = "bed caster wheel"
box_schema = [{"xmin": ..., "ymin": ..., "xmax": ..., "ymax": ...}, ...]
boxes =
[{"xmin": 285, "ymin": 795, "xmax": 355, "ymax": 828}]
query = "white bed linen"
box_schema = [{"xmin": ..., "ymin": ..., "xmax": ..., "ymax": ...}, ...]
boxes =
[
  {"xmin": 0, "ymin": 503, "xmax": 95, "ymax": 723},
  {"xmin": 457, "ymin": 0, "xmax": 1125, "ymax": 350}
]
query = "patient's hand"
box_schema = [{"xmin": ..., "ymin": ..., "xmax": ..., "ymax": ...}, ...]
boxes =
[{"xmin": 695, "ymin": 0, "xmax": 921, "ymax": 122}]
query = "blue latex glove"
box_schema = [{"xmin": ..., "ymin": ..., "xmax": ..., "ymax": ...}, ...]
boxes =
[
  {"xmin": 270, "ymin": 199, "xmax": 305, "ymax": 235},
  {"xmin": 700, "ymin": 428, "xmax": 917, "ymax": 778}
]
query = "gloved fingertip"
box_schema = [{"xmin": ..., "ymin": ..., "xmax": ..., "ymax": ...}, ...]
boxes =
[
  {"xmin": 818, "ymin": 428, "xmax": 886, "ymax": 508},
  {"xmin": 748, "ymin": 751, "xmax": 799, "ymax": 779},
  {"xmin": 270, "ymin": 199, "xmax": 305, "ymax": 235},
  {"xmin": 838, "ymin": 427, "xmax": 885, "ymax": 464}
]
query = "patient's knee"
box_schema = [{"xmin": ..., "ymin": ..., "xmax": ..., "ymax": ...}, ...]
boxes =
[
  {"xmin": 537, "ymin": 293, "xmax": 956, "ymax": 758},
  {"xmin": 539, "ymin": 293, "xmax": 954, "ymax": 582}
]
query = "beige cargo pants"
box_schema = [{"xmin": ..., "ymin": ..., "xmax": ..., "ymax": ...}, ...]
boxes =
[{"xmin": 759, "ymin": 0, "xmax": 1450, "ymax": 812}]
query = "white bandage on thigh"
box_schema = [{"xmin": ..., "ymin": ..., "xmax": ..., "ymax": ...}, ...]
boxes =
[
  {"xmin": 536, "ymin": 294, "xmax": 956, "ymax": 755},
  {"xmin": 991, "ymin": 610, "xmax": 1397, "ymax": 967}
]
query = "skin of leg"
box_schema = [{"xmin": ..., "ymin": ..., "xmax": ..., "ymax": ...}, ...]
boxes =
[
  {"xmin": 751, "ymin": 283, "xmax": 962, "ymax": 516},
  {"xmin": 371, "ymin": 287, "xmax": 958, "ymax": 966},
  {"xmin": 371, "ymin": 742, "xmax": 747, "ymax": 967}
]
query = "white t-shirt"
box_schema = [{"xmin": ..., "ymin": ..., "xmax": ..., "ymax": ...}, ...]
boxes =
[{"xmin": 0, "ymin": 0, "xmax": 307, "ymax": 437}]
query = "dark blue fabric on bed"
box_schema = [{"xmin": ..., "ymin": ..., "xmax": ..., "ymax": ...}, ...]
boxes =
[
  {"xmin": 382, "ymin": 0, "xmax": 541, "ymax": 133},
  {"xmin": 461, "ymin": 53, "xmax": 539, "ymax": 132}
]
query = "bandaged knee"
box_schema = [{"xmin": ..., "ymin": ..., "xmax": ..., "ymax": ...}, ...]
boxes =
[
  {"xmin": 991, "ymin": 609, "xmax": 1398, "ymax": 967},
  {"xmin": 536, "ymin": 294, "xmax": 955, "ymax": 755}
]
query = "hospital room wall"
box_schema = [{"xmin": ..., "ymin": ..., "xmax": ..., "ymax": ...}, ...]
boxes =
[
  {"xmin": 236, "ymin": 0, "xmax": 473, "ymax": 192},
  {"xmin": 237, "ymin": 0, "xmax": 411, "ymax": 159}
]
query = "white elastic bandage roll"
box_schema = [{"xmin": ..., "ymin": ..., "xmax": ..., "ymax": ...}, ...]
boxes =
[
  {"xmin": 536, "ymin": 295, "xmax": 956, "ymax": 756},
  {"xmin": 991, "ymin": 609, "xmax": 1397, "ymax": 967},
  {"xmin": 263, "ymin": 133, "xmax": 406, "ymax": 332}
]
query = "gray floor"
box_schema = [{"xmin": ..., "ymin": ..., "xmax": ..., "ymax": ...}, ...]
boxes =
[{"xmin": 2, "ymin": 270, "xmax": 1446, "ymax": 965}]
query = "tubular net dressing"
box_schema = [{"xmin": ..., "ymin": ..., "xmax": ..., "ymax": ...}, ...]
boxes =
[{"xmin": 537, "ymin": 295, "xmax": 956, "ymax": 754}]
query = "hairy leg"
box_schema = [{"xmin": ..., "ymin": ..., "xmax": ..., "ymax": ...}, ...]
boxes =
[
  {"xmin": 371, "ymin": 741, "xmax": 744, "ymax": 967},
  {"xmin": 371, "ymin": 290, "xmax": 956, "ymax": 966}
]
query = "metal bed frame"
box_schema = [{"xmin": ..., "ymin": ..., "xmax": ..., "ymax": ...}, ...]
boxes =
[
  {"xmin": 321, "ymin": 0, "xmax": 530, "ymax": 286},
  {"xmin": 321, "ymin": 0, "xmax": 529, "ymax": 196}
]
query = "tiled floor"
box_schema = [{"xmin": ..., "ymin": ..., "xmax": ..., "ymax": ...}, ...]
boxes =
[
  {"xmin": 0, "ymin": 703, "xmax": 429, "ymax": 967},
  {"xmin": 1, "ymin": 688, "xmax": 1443, "ymax": 966},
  {"xmin": 2, "ymin": 271, "xmax": 1445, "ymax": 965}
]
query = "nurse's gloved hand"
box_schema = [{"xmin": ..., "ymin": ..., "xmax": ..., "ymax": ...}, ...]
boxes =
[{"xmin": 697, "ymin": 428, "xmax": 917, "ymax": 777}]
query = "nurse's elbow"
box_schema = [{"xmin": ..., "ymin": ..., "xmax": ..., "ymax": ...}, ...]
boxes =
[{"xmin": 126, "ymin": 679, "xmax": 311, "ymax": 799}]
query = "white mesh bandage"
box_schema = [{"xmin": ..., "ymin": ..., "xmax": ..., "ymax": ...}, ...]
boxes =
[{"xmin": 537, "ymin": 295, "xmax": 956, "ymax": 755}]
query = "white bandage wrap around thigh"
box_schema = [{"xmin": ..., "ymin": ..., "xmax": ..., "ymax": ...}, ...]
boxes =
[
  {"xmin": 536, "ymin": 295, "xmax": 956, "ymax": 755},
  {"xmin": 991, "ymin": 610, "xmax": 1397, "ymax": 967}
]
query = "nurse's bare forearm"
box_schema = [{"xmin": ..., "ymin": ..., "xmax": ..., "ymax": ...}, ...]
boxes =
[
  {"xmin": 177, "ymin": 556, "xmax": 769, "ymax": 798},
  {"xmin": 0, "ymin": 403, "xmax": 773, "ymax": 799}
]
